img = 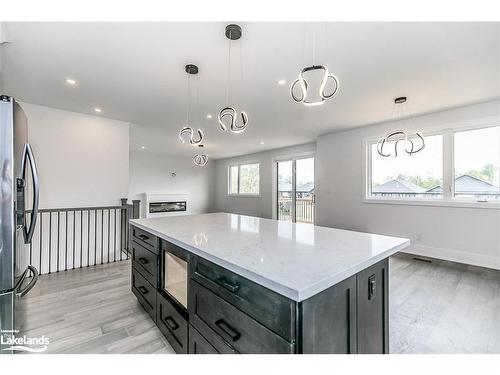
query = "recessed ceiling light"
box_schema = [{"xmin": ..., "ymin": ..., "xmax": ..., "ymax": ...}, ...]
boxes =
[
  {"xmin": 260, "ymin": 141, "xmax": 265, "ymax": 145},
  {"xmin": 94, "ymin": 108, "xmax": 102, "ymax": 113},
  {"xmin": 277, "ymin": 79, "xmax": 286, "ymax": 85},
  {"xmin": 65, "ymin": 78, "xmax": 77, "ymax": 85},
  {"xmin": 206, "ymin": 114, "xmax": 213, "ymax": 119},
  {"xmin": 141, "ymin": 146, "xmax": 146, "ymax": 150}
]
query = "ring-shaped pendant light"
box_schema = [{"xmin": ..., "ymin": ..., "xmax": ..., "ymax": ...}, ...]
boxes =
[
  {"xmin": 376, "ymin": 97, "xmax": 425, "ymax": 157},
  {"xmin": 177, "ymin": 64, "xmax": 208, "ymax": 166},
  {"xmin": 218, "ymin": 24, "xmax": 249, "ymax": 134},
  {"xmin": 290, "ymin": 65, "xmax": 339, "ymax": 106},
  {"xmin": 218, "ymin": 107, "xmax": 248, "ymax": 133},
  {"xmin": 179, "ymin": 126, "xmax": 204, "ymax": 145},
  {"xmin": 193, "ymin": 145, "xmax": 208, "ymax": 166}
]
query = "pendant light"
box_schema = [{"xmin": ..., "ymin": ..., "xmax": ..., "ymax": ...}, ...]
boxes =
[
  {"xmin": 290, "ymin": 26, "xmax": 339, "ymax": 106},
  {"xmin": 193, "ymin": 145, "xmax": 208, "ymax": 166},
  {"xmin": 218, "ymin": 24, "xmax": 248, "ymax": 134},
  {"xmin": 178, "ymin": 64, "xmax": 204, "ymax": 146},
  {"xmin": 376, "ymin": 96, "xmax": 425, "ymax": 157}
]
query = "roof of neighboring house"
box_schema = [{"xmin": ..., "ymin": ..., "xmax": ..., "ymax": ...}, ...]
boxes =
[
  {"xmin": 372, "ymin": 179, "xmax": 426, "ymax": 193},
  {"xmin": 427, "ymin": 174, "xmax": 499, "ymax": 193},
  {"xmin": 278, "ymin": 181, "xmax": 314, "ymax": 193}
]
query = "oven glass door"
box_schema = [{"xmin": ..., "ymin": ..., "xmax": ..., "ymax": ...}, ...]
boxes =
[{"xmin": 164, "ymin": 251, "xmax": 187, "ymax": 308}]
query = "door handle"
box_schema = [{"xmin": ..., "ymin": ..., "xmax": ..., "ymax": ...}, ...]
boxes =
[
  {"xmin": 138, "ymin": 257, "xmax": 149, "ymax": 265},
  {"xmin": 15, "ymin": 265, "xmax": 39, "ymax": 298},
  {"xmin": 215, "ymin": 277, "xmax": 240, "ymax": 293},
  {"xmin": 0, "ymin": 265, "xmax": 38, "ymax": 298},
  {"xmin": 163, "ymin": 316, "xmax": 179, "ymax": 331},
  {"xmin": 21, "ymin": 143, "xmax": 39, "ymax": 244},
  {"xmin": 214, "ymin": 319, "xmax": 240, "ymax": 342},
  {"xmin": 368, "ymin": 275, "xmax": 376, "ymax": 300},
  {"xmin": 138, "ymin": 234, "xmax": 149, "ymax": 241},
  {"xmin": 138, "ymin": 286, "xmax": 148, "ymax": 294}
]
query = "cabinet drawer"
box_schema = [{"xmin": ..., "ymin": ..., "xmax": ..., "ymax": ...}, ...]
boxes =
[
  {"xmin": 157, "ymin": 292, "xmax": 188, "ymax": 354},
  {"xmin": 131, "ymin": 226, "xmax": 158, "ymax": 254},
  {"xmin": 132, "ymin": 266, "xmax": 156, "ymax": 321},
  {"xmin": 189, "ymin": 280, "xmax": 294, "ymax": 354},
  {"xmin": 189, "ymin": 326, "xmax": 219, "ymax": 354},
  {"xmin": 190, "ymin": 255, "xmax": 295, "ymax": 341},
  {"xmin": 132, "ymin": 241, "xmax": 157, "ymax": 286}
]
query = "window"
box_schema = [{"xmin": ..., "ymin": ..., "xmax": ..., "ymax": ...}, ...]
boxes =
[
  {"xmin": 454, "ymin": 126, "xmax": 500, "ymax": 201},
  {"xmin": 369, "ymin": 134, "xmax": 443, "ymax": 199},
  {"xmin": 366, "ymin": 123, "xmax": 500, "ymax": 206},
  {"xmin": 228, "ymin": 163, "xmax": 260, "ymax": 195}
]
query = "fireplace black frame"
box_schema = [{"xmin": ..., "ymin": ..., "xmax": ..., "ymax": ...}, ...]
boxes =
[{"xmin": 149, "ymin": 201, "xmax": 187, "ymax": 214}]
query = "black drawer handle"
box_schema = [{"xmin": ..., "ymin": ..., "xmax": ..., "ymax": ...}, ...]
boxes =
[
  {"xmin": 138, "ymin": 234, "xmax": 150, "ymax": 241},
  {"xmin": 138, "ymin": 257, "xmax": 149, "ymax": 265},
  {"xmin": 368, "ymin": 275, "xmax": 376, "ymax": 300},
  {"xmin": 138, "ymin": 286, "xmax": 149, "ymax": 295},
  {"xmin": 214, "ymin": 319, "xmax": 240, "ymax": 342},
  {"xmin": 215, "ymin": 277, "xmax": 240, "ymax": 293},
  {"xmin": 163, "ymin": 316, "xmax": 179, "ymax": 331}
]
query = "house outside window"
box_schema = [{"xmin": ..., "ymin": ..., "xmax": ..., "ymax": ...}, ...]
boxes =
[
  {"xmin": 228, "ymin": 163, "xmax": 260, "ymax": 196},
  {"xmin": 366, "ymin": 124, "xmax": 500, "ymax": 205}
]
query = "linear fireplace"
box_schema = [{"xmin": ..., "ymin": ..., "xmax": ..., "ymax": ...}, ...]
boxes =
[
  {"xmin": 149, "ymin": 201, "xmax": 186, "ymax": 214},
  {"xmin": 141, "ymin": 193, "xmax": 190, "ymax": 218}
]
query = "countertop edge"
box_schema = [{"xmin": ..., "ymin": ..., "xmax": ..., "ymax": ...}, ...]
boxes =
[
  {"xmin": 130, "ymin": 219, "xmax": 410, "ymax": 302},
  {"xmin": 296, "ymin": 239, "xmax": 410, "ymax": 301}
]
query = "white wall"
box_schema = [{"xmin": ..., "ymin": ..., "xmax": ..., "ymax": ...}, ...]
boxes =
[
  {"xmin": 129, "ymin": 150, "xmax": 215, "ymax": 217},
  {"xmin": 0, "ymin": 22, "xmax": 5, "ymax": 92},
  {"xmin": 316, "ymin": 99, "xmax": 500, "ymax": 269},
  {"xmin": 214, "ymin": 143, "xmax": 316, "ymax": 219},
  {"xmin": 23, "ymin": 102, "xmax": 130, "ymax": 208}
]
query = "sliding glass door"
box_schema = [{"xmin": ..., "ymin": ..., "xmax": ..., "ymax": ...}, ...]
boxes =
[{"xmin": 276, "ymin": 157, "xmax": 315, "ymax": 224}]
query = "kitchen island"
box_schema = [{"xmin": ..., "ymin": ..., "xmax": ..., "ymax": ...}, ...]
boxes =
[{"xmin": 129, "ymin": 213, "xmax": 409, "ymax": 354}]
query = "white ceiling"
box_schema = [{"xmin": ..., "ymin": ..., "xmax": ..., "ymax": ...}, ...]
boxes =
[{"xmin": 2, "ymin": 22, "xmax": 499, "ymax": 159}]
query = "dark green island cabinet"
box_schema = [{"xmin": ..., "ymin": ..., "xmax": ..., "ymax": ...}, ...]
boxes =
[{"xmin": 129, "ymin": 220, "xmax": 400, "ymax": 354}]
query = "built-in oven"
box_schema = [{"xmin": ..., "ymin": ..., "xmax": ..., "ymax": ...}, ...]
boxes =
[{"xmin": 161, "ymin": 241, "xmax": 188, "ymax": 310}]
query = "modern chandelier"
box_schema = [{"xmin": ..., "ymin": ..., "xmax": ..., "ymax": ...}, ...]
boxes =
[
  {"xmin": 376, "ymin": 96, "xmax": 425, "ymax": 157},
  {"xmin": 179, "ymin": 126, "xmax": 204, "ymax": 145},
  {"xmin": 193, "ymin": 145, "xmax": 208, "ymax": 166},
  {"xmin": 290, "ymin": 65, "xmax": 339, "ymax": 106},
  {"xmin": 218, "ymin": 24, "xmax": 248, "ymax": 134},
  {"xmin": 178, "ymin": 64, "xmax": 208, "ymax": 165},
  {"xmin": 290, "ymin": 27, "xmax": 339, "ymax": 106}
]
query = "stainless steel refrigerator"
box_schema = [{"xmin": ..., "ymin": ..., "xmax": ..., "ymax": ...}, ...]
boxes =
[{"xmin": 0, "ymin": 95, "xmax": 39, "ymax": 353}]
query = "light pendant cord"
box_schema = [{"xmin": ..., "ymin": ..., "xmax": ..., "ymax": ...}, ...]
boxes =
[
  {"xmin": 196, "ymin": 74, "xmax": 201, "ymax": 125},
  {"xmin": 186, "ymin": 74, "xmax": 191, "ymax": 125},
  {"xmin": 312, "ymin": 27, "xmax": 316, "ymax": 66},
  {"xmin": 226, "ymin": 38, "xmax": 232, "ymax": 106}
]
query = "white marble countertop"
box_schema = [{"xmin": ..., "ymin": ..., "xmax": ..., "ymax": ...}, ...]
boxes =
[{"xmin": 130, "ymin": 213, "xmax": 409, "ymax": 301}]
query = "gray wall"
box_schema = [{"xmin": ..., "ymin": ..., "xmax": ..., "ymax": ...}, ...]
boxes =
[
  {"xmin": 214, "ymin": 143, "xmax": 316, "ymax": 219},
  {"xmin": 129, "ymin": 150, "xmax": 215, "ymax": 217},
  {"xmin": 316, "ymin": 99, "xmax": 500, "ymax": 269}
]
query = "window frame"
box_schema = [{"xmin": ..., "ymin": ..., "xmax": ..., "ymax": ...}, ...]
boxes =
[
  {"xmin": 227, "ymin": 162, "xmax": 261, "ymax": 197},
  {"xmin": 363, "ymin": 118, "xmax": 500, "ymax": 209}
]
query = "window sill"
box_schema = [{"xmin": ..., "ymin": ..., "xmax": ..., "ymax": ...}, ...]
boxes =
[
  {"xmin": 227, "ymin": 194, "xmax": 261, "ymax": 198},
  {"xmin": 363, "ymin": 197, "xmax": 500, "ymax": 209}
]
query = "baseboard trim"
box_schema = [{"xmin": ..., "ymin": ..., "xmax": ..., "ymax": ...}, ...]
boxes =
[{"xmin": 403, "ymin": 244, "xmax": 500, "ymax": 271}]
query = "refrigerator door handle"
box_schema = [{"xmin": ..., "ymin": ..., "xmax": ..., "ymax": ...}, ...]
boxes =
[
  {"xmin": 0, "ymin": 265, "xmax": 38, "ymax": 298},
  {"xmin": 15, "ymin": 265, "xmax": 39, "ymax": 298},
  {"xmin": 21, "ymin": 143, "xmax": 39, "ymax": 244}
]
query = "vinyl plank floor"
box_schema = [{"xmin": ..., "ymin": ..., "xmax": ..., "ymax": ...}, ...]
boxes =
[
  {"xmin": 16, "ymin": 253, "xmax": 500, "ymax": 354},
  {"xmin": 390, "ymin": 253, "xmax": 500, "ymax": 354},
  {"xmin": 17, "ymin": 260, "xmax": 175, "ymax": 354}
]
